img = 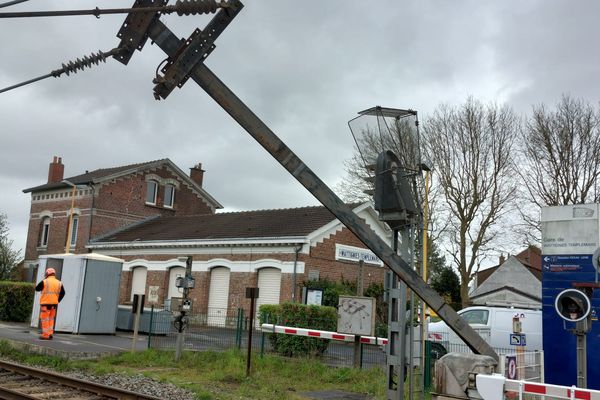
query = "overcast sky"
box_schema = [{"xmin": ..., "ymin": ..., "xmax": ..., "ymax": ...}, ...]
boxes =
[{"xmin": 2, "ymin": 0, "xmax": 600, "ymax": 258}]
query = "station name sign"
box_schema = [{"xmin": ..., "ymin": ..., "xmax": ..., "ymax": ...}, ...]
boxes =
[
  {"xmin": 335, "ymin": 244, "xmax": 383, "ymax": 266},
  {"xmin": 541, "ymin": 204, "xmax": 599, "ymax": 255}
]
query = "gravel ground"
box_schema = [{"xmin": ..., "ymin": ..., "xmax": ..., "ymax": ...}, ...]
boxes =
[
  {"xmin": 66, "ymin": 370, "xmax": 198, "ymax": 400},
  {"xmin": 0, "ymin": 356, "xmax": 197, "ymax": 400}
]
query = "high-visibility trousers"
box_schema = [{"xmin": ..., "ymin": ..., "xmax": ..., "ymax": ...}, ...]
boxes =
[{"xmin": 40, "ymin": 305, "xmax": 57, "ymax": 338}]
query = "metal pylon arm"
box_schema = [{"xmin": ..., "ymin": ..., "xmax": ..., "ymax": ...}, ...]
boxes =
[{"xmin": 145, "ymin": 19, "xmax": 499, "ymax": 362}]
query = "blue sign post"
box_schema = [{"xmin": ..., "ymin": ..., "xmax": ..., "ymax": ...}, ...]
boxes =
[{"xmin": 541, "ymin": 204, "xmax": 600, "ymax": 388}]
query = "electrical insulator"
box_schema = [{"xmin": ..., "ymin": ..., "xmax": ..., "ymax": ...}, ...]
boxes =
[
  {"xmin": 175, "ymin": 0, "xmax": 219, "ymax": 15},
  {"xmin": 51, "ymin": 50, "xmax": 115, "ymax": 77}
]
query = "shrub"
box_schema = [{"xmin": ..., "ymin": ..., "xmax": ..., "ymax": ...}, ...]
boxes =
[
  {"xmin": 259, "ymin": 302, "xmax": 337, "ymax": 357},
  {"xmin": 0, "ymin": 281, "xmax": 34, "ymax": 322}
]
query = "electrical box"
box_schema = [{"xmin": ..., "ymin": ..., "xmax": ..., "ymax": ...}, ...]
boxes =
[
  {"xmin": 175, "ymin": 276, "xmax": 195, "ymax": 289},
  {"xmin": 512, "ymin": 317, "xmax": 522, "ymax": 333},
  {"xmin": 132, "ymin": 294, "xmax": 145, "ymax": 314},
  {"xmin": 373, "ymin": 150, "xmax": 418, "ymax": 228},
  {"xmin": 170, "ymin": 298, "xmax": 193, "ymax": 312},
  {"xmin": 31, "ymin": 253, "xmax": 123, "ymax": 334}
]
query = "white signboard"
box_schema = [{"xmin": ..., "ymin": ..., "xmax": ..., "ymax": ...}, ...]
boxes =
[
  {"xmin": 337, "ymin": 295, "xmax": 376, "ymax": 336},
  {"xmin": 541, "ymin": 204, "xmax": 599, "ymax": 255},
  {"xmin": 306, "ymin": 289, "xmax": 323, "ymax": 306},
  {"xmin": 335, "ymin": 244, "xmax": 383, "ymax": 266},
  {"xmin": 148, "ymin": 286, "xmax": 160, "ymax": 304}
]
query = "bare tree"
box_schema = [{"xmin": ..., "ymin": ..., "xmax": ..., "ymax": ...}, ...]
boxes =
[
  {"xmin": 518, "ymin": 96, "xmax": 600, "ymax": 239},
  {"xmin": 422, "ymin": 98, "xmax": 518, "ymax": 307},
  {"xmin": 0, "ymin": 212, "xmax": 21, "ymax": 280}
]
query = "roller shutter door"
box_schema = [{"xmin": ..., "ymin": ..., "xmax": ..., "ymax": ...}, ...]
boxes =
[
  {"xmin": 130, "ymin": 267, "xmax": 148, "ymax": 302},
  {"xmin": 207, "ymin": 267, "xmax": 230, "ymax": 326},
  {"xmin": 256, "ymin": 268, "xmax": 281, "ymax": 325}
]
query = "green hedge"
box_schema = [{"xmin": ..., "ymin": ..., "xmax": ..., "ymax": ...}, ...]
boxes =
[
  {"xmin": 0, "ymin": 281, "xmax": 34, "ymax": 322},
  {"xmin": 259, "ymin": 302, "xmax": 337, "ymax": 357}
]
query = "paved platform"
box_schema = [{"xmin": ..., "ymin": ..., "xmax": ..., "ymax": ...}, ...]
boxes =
[{"xmin": 0, "ymin": 321, "xmax": 149, "ymax": 359}]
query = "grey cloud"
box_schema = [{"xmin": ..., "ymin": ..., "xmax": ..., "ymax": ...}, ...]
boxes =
[{"xmin": 2, "ymin": 0, "xmax": 600, "ymax": 254}]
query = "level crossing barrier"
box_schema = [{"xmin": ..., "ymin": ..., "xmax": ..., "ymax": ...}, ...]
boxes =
[
  {"xmin": 476, "ymin": 374, "xmax": 600, "ymax": 400},
  {"xmin": 260, "ymin": 323, "xmax": 389, "ymax": 345}
]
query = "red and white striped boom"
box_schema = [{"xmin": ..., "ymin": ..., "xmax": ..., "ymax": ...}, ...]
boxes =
[{"xmin": 260, "ymin": 323, "xmax": 388, "ymax": 346}]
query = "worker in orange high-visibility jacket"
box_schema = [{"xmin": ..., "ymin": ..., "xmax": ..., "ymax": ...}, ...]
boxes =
[{"xmin": 35, "ymin": 268, "xmax": 65, "ymax": 340}]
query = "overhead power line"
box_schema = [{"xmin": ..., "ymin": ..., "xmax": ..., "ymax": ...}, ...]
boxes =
[
  {"xmin": 0, "ymin": 0, "xmax": 29, "ymax": 9},
  {"xmin": 0, "ymin": 47, "xmax": 124, "ymax": 94},
  {"xmin": 0, "ymin": 0, "xmax": 229, "ymax": 18}
]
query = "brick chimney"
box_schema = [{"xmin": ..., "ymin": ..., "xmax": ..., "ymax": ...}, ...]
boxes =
[
  {"xmin": 47, "ymin": 156, "xmax": 64, "ymax": 184},
  {"xmin": 499, "ymin": 253, "xmax": 506, "ymax": 265},
  {"xmin": 190, "ymin": 163, "xmax": 204, "ymax": 187}
]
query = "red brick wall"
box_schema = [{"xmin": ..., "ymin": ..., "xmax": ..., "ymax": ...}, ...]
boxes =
[
  {"xmin": 280, "ymin": 273, "xmax": 294, "ymax": 303},
  {"xmin": 227, "ymin": 272, "xmax": 257, "ymax": 315},
  {"xmin": 91, "ymin": 166, "xmax": 214, "ymax": 238},
  {"xmin": 24, "ymin": 191, "xmax": 94, "ymax": 260},
  {"xmin": 119, "ymin": 271, "xmax": 132, "ymax": 304},
  {"xmin": 114, "ymin": 226, "xmax": 386, "ymax": 315},
  {"xmin": 25, "ymin": 164, "xmax": 215, "ymax": 262},
  {"xmin": 303, "ymin": 227, "xmax": 386, "ymax": 289}
]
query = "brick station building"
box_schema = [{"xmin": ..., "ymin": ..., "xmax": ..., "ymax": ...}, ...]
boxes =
[{"xmin": 23, "ymin": 157, "xmax": 390, "ymax": 318}]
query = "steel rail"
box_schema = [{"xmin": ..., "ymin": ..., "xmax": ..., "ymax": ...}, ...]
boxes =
[{"xmin": 0, "ymin": 359, "xmax": 161, "ymax": 400}]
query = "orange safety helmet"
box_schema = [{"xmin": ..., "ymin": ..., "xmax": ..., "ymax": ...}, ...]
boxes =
[{"xmin": 45, "ymin": 268, "xmax": 56, "ymax": 277}]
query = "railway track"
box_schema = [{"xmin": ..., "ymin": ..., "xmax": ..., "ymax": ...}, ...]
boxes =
[{"xmin": 0, "ymin": 359, "xmax": 162, "ymax": 400}]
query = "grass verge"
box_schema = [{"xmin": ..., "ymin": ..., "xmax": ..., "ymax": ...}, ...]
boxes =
[{"xmin": 0, "ymin": 340, "xmax": 387, "ymax": 399}]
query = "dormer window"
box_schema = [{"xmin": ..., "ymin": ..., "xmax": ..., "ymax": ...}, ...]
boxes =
[
  {"xmin": 146, "ymin": 180, "xmax": 158, "ymax": 205},
  {"xmin": 164, "ymin": 184, "xmax": 175, "ymax": 208}
]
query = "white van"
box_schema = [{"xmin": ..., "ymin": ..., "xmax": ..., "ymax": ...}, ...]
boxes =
[{"xmin": 427, "ymin": 306, "xmax": 542, "ymax": 353}]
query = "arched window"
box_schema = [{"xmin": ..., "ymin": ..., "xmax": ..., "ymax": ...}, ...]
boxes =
[
  {"xmin": 69, "ymin": 214, "xmax": 79, "ymax": 248},
  {"xmin": 40, "ymin": 217, "xmax": 50, "ymax": 247},
  {"xmin": 146, "ymin": 180, "xmax": 158, "ymax": 205}
]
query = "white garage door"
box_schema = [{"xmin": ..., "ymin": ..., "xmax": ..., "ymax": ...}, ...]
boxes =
[
  {"xmin": 167, "ymin": 266, "xmax": 185, "ymax": 301},
  {"xmin": 207, "ymin": 267, "xmax": 231, "ymax": 326},
  {"xmin": 256, "ymin": 267, "xmax": 281, "ymax": 325},
  {"xmin": 130, "ymin": 267, "xmax": 148, "ymax": 302}
]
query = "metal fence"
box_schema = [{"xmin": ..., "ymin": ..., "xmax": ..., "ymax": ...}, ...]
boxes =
[
  {"xmin": 142, "ymin": 307, "xmax": 506, "ymax": 374},
  {"xmin": 145, "ymin": 306, "xmax": 388, "ymax": 369}
]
